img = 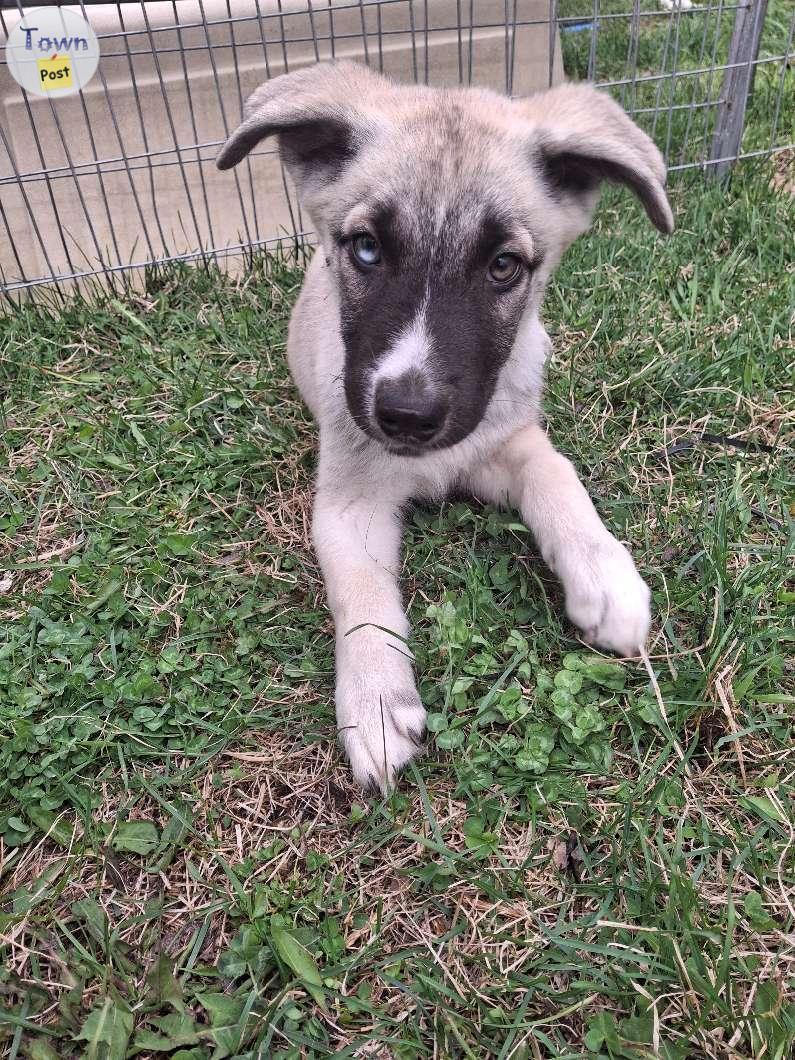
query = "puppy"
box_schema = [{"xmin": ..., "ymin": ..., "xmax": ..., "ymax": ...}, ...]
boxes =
[{"xmin": 217, "ymin": 61, "xmax": 673, "ymax": 792}]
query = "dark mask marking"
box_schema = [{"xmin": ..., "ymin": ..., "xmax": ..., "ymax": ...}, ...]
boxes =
[{"xmin": 339, "ymin": 199, "xmax": 533, "ymax": 451}]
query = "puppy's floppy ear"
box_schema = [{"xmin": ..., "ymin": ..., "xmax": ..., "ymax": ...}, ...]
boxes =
[
  {"xmin": 216, "ymin": 61, "xmax": 387, "ymax": 193},
  {"xmin": 520, "ymin": 83, "xmax": 674, "ymax": 234}
]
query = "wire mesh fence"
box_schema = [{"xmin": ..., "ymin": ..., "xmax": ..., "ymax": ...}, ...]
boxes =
[{"xmin": 1, "ymin": 0, "xmax": 792, "ymax": 295}]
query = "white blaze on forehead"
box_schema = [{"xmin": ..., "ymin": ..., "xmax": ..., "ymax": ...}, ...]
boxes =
[{"xmin": 370, "ymin": 303, "xmax": 433, "ymax": 393}]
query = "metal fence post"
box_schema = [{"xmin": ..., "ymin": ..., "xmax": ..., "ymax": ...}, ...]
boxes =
[{"xmin": 709, "ymin": 0, "xmax": 769, "ymax": 179}]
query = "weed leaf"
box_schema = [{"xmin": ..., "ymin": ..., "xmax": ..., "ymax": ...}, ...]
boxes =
[
  {"xmin": 25, "ymin": 805, "xmax": 79, "ymax": 847},
  {"xmin": 71, "ymin": 898, "xmax": 108, "ymax": 945},
  {"xmin": 75, "ymin": 996, "xmax": 133, "ymax": 1059},
  {"xmin": 27, "ymin": 1041, "xmax": 60, "ymax": 1060},
  {"xmin": 110, "ymin": 821, "xmax": 160, "ymax": 855},
  {"xmin": 131, "ymin": 1013, "xmax": 199, "ymax": 1053},
  {"xmin": 145, "ymin": 953, "xmax": 184, "ymax": 1010},
  {"xmin": 270, "ymin": 920, "xmax": 325, "ymax": 1009},
  {"xmin": 739, "ymin": 796, "xmax": 788, "ymax": 826}
]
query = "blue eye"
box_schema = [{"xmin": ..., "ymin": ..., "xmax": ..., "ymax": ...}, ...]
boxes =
[{"xmin": 351, "ymin": 233, "xmax": 381, "ymax": 267}]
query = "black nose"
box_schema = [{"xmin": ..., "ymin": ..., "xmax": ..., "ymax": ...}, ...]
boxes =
[{"xmin": 374, "ymin": 378, "xmax": 446, "ymax": 445}]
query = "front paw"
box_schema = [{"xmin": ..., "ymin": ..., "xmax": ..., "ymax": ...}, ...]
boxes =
[
  {"xmin": 562, "ymin": 538, "xmax": 651, "ymax": 657},
  {"xmin": 336, "ymin": 660, "xmax": 426, "ymax": 793}
]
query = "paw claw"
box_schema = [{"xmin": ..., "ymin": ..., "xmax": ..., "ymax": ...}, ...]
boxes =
[
  {"xmin": 563, "ymin": 539, "xmax": 651, "ymax": 658},
  {"xmin": 337, "ymin": 669, "xmax": 426, "ymax": 792}
]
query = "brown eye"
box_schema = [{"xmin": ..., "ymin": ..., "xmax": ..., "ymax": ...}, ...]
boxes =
[
  {"xmin": 351, "ymin": 233, "xmax": 381, "ymax": 267},
  {"xmin": 488, "ymin": 253, "xmax": 522, "ymax": 285}
]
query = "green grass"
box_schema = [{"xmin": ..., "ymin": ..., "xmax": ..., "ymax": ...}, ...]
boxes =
[
  {"xmin": 559, "ymin": 0, "xmax": 794, "ymax": 168},
  {"xmin": 1, "ymin": 155, "xmax": 793, "ymax": 1057}
]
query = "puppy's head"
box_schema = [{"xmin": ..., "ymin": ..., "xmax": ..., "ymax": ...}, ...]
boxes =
[{"xmin": 218, "ymin": 62, "xmax": 672, "ymax": 455}]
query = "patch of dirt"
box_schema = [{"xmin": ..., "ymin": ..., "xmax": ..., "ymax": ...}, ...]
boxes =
[{"xmin": 770, "ymin": 148, "xmax": 795, "ymax": 197}]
